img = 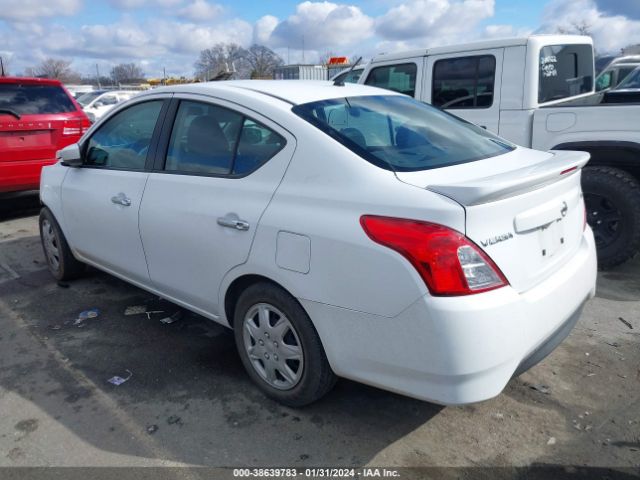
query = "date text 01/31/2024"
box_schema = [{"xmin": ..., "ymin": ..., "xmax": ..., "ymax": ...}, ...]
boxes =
[{"xmin": 233, "ymin": 468, "xmax": 401, "ymax": 477}]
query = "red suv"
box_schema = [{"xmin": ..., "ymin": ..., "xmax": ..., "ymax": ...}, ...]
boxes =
[{"xmin": 0, "ymin": 77, "xmax": 91, "ymax": 193}]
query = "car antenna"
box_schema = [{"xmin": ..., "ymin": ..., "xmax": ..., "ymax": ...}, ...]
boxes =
[{"xmin": 334, "ymin": 57, "xmax": 362, "ymax": 87}]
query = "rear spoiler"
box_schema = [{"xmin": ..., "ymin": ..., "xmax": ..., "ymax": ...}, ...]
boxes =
[{"xmin": 427, "ymin": 150, "xmax": 590, "ymax": 206}]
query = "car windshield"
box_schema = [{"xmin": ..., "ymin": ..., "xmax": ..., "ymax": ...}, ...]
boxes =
[
  {"xmin": 0, "ymin": 84, "xmax": 76, "ymax": 115},
  {"xmin": 615, "ymin": 68, "xmax": 640, "ymax": 90},
  {"xmin": 292, "ymin": 95, "xmax": 514, "ymax": 172},
  {"xmin": 77, "ymin": 91, "xmax": 104, "ymax": 106}
]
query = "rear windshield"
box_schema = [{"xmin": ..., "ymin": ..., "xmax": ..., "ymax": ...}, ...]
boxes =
[
  {"xmin": 77, "ymin": 91, "xmax": 104, "ymax": 106},
  {"xmin": 292, "ymin": 95, "xmax": 514, "ymax": 172},
  {"xmin": 539, "ymin": 44, "xmax": 594, "ymax": 103},
  {"xmin": 0, "ymin": 84, "xmax": 76, "ymax": 115}
]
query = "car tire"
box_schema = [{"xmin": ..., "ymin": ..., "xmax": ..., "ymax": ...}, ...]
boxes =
[
  {"xmin": 233, "ymin": 282, "xmax": 337, "ymax": 407},
  {"xmin": 582, "ymin": 167, "xmax": 640, "ymax": 269},
  {"xmin": 39, "ymin": 207, "xmax": 85, "ymax": 281}
]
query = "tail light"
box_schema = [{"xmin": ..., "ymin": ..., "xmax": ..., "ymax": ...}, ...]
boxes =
[
  {"xmin": 360, "ymin": 215, "xmax": 509, "ymax": 296},
  {"xmin": 62, "ymin": 118, "xmax": 90, "ymax": 136},
  {"xmin": 62, "ymin": 126, "xmax": 82, "ymax": 136}
]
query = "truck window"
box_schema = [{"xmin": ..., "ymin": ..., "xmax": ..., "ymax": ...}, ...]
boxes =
[
  {"xmin": 364, "ymin": 63, "xmax": 417, "ymax": 96},
  {"xmin": 432, "ymin": 55, "xmax": 496, "ymax": 109},
  {"xmin": 539, "ymin": 44, "xmax": 593, "ymax": 103}
]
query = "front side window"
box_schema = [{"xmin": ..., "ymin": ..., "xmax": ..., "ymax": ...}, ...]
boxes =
[
  {"xmin": 165, "ymin": 100, "xmax": 285, "ymax": 176},
  {"xmin": 292, "ymin": 95, "xmax": 514, "ymax": 172},
  {"xmin": 616, "ymin": 68, "xmax": 640, "ymax": 89},
  {"xmin": 365, "ymin": 63, "xmax": 417, "ymax": 96},
  {"xmin": 432, "ymin": 55, "xmax": 496, "ymax": 109},
  {"xmin": 539, "ymin": 44, "xmax": 593, "ymax": 103},
  {"xmin": 84, "ymin": 100, "xmax": 163, "ymax": 169},
  {"xmin": 616, "ymin": 67, "xmax": 637, "ymax": 87},
  {"xmin": 0, "ymin": 84, "xmax": 76, "ymax": 115},
  {"xmin": 596, "ymin": 71, "xmax": 612, "ymax": 91}
]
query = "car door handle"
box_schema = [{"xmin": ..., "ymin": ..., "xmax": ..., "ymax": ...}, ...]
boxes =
[
  {"xmin": 217, "ymin": 216, "xmax": 250, "ymax": 231},
  {"xmin": 111, "ymin": 193, "xmax": 131, "ymax": 207}
]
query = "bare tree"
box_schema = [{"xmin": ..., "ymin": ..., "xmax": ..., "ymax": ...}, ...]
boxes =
[
  {"xmin": 318, "ymin": 51, "xmax": 336, "ymax": 65},
  {"xmin": 110, "ymin": 63, "xmax": 145, "ymax": 84},
  {"xmin": 556, "ymin": 21, "xmax": 592, "ymax": 36},
  {"xmin": 194, "ymin": 43, "xmax": 252, "ymax": 80},
  {"xmin": 0, "ymin": 56, "xmax": 10, "ymax": 76},
  {"xmin": 25, "ymin": 58, "xmax": 80, "ymax": 82},
  {"xmin": 245, "ymin": 44, "xmax": 283, "ymax": 78},
  {"xmin": 555, "ymin": 22, "xmax": 597, "ymax": 53}
]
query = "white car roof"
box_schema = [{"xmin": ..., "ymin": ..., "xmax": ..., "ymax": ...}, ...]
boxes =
[{"xmin": 145, "ymin": 80, "xmax": 401, "ymax": 106}]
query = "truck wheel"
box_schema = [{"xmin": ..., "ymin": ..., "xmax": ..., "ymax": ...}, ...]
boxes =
[
  {"xmin": 233, "ymin": 282, "xmax": 336, "ymax": 407},
  {"xmin": 39, "ymin": 207, "xmax": 85, "ymax": 281},
  {"xmin": 582, "ymin": 167, "xmax": 640, "ymax": 269}
]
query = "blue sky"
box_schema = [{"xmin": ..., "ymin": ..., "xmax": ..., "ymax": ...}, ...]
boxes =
[{"xmin": 0, "ymin": 0, "xmax": 639, "ymax": 78}]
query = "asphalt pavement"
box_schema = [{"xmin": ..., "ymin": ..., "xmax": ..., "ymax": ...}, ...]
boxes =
[{"xmin": 0, "ymin": 192, "xmax": 638, "ymax": 477}]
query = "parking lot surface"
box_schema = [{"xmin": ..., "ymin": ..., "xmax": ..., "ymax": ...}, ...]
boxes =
[{"xmin": 0, "ymin": 193, "xmax": 638, "ymax": 474}]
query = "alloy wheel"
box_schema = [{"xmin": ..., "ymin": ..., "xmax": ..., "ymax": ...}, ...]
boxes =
[{"xmin": 585, "ymin": 192, "xmax": 623, "ymax": 250}]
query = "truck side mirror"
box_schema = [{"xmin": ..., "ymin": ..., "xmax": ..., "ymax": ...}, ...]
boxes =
[{"xmin": 58, "ymin": 144, "xmax": 83, "ymax": 167}]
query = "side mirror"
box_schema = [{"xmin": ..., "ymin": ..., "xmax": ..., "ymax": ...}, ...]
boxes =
[
  {"xmin": 94, "ymin": 101, "xmax": 104, "ymax": 108},
  {"xmin": 58, "ymin": 144, "xmax": 83, "ymax": 167}
]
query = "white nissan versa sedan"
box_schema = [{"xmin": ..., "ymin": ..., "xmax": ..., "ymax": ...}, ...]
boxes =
[{"xmin": 39, "ymin": 81, "xmax": 597, "ymax": 407}]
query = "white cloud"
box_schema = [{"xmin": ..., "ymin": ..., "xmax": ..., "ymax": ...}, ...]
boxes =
[
  {"xmin": 177, "ymin": 0, "xmax": 223, "ymax": 22},
  {"xmin": 483, "ymin": 24, "xmax": 532, "ymax": 39},
  {"xmin": 254, "ymin": 15, "xmax": 279, "ymax": 45},
  {"xmin": 263, "ymin": 1, "xmax": 375, "ymax": 49},
  {"xmin": 0, "ymin": 0, "xmax": 81, "ymax": 20},
  {"xmin": 375, "ymin": 0, "xmax": 494, "ymax": 41},
  {"xmin": 107, "ymin": 0, "xmax": 183, "ymax": 8},
  {"xmin": 539, "ymin": 0, "xmax": 640, "ymax": 53}
]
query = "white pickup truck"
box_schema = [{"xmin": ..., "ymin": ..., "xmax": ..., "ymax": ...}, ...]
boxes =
[{"xmin": 358, "ymin": 35, "xmax": 640, "ymax": 268}]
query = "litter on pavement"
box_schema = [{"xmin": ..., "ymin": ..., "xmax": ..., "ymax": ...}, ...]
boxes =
[
  {"xmin": 529, "ymin": 384, "xmax": 551, "ymax": 395},
  {"xmin": 618, "ymin": 317, "xmax": 633, "ymax": 329},
  {"xmin": 146, "ymin": 424, "xmax": 159, "ymax": 434},
  {"xmin": 159, "ymin": 311, "xmax": 182, "ymax": 324},
  {"xmin": 124, "ymin": 305, "xmax": 147, "ymax": 316},
  {"xmin": 74, "ymin": 308, "xmax": 99, "ymax": 325},
  {"xmin": 107, "ymin": 369, "xmax": 133, "ymax": 386}
]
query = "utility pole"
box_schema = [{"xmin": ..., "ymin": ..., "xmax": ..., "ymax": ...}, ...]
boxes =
[
  {"xmin": 287, "ymin": 46, "xmax": 290, "ymax": 65},
  {"xmin": 302, "ymin": 35, "xmax": 305, "ymax": 63},
  {"xmin": 0, "ymin": 57, "xmax": 5, "ymax": 77},
  {"xmin": 163, "ymin": 67, "xmax": 166, "ymax": 85},
  {"xmin": 96, "ymin": 64, "xmax": 101, "ymax": 88}
]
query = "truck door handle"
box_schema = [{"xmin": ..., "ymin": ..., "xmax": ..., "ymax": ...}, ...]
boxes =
[
  {"xmin": 111, "ymin": 193, "xmax": 131, "ymax": 207},
  {"xmin": 217, "ymin": 215, "xmax": 250, "ymax": 231}
]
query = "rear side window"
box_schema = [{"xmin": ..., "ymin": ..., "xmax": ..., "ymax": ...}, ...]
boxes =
[
  {"xmin": 432, "ymin": 55, "xmax": 496, "ymax": 109},
  {"xmin": 365, "ymin": 63, "xmax": 417, "ymax": 96},
  {"xmin": 0, "ymin": 84, "xmax": 76, "ymax": 115},
  {"xmin": 539, "ymin": 44, "xmax": 593, "ymax": 103},
  {"xmin": 99, "ymin": 94, "xmax": 119, "ymax": 106},
  {"xmin": 165, "ymin": 100, "xmax": 285, "ymax": 176},
  {"xmin": 85, "ymin": 100, "xmax": 163, "ymax": 170}
]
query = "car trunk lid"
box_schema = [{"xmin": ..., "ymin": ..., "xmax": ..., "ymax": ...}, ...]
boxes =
[
  {"xmin": 0, "ymin": 113, "xmax": 87, "ymax": 163},
  {"xmin": 395, "ymin": 148, "xmax": 589, "ymax": 292}
]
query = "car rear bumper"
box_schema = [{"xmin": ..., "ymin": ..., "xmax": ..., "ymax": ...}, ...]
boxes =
[
  {"xmin": 301, "ymin": 228, "xmax": 597, "ymax": 405},
  {"xmin": 0, "ymin": 158, "xmax": 56, "ymax": 193}
]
